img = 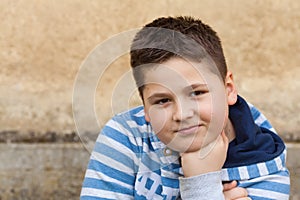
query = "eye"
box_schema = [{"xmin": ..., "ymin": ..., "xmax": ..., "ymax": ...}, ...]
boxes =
[
  {"xmin": 190, "ymin": 90, "xmax": 205, "ymax": 97},
  {"xmin": 154, "ymin": 98, "xmax": 171, "ymax": 105}
]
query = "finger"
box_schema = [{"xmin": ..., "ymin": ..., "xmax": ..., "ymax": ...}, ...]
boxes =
[
  {"xmin": 223, "ymin": 187, "xmax": 248, "ymax": 200},
  {"xmin": 221, "ymin": 130, "xmax": 229, "ymax": 145},
  {"xmin": 223, "ymin": 180, "xmax": 237, "ymax": 191},
  {"xmin": 221, "ymin": 130, "xmax": 229, "ymax": 152},
  {"xmin": 213, "ymin": 130, "xmax": 225, "ymax": 148},
  {"xmin": 235, "ymin": 198, "xmax": 252, "ymax": 200}
]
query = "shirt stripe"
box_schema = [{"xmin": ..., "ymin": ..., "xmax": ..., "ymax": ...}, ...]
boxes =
[{"xmin": 81, "ymin": 104, "xmax": 290, "ymax": 199}]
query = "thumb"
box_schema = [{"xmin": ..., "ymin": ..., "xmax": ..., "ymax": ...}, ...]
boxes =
[{"xmin": 223, "ymin": 181, "xmax": 237, "ymax": 191}]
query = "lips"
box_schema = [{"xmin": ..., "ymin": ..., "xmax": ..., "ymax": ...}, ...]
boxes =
[{"xmin": 176, "ymin": 125, "xmax": 200, "ymax": 135}]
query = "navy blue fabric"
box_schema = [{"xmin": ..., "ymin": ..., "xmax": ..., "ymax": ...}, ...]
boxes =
[{"xmin": 223, "ymin": 96, "xmax": 285, "ymax": 168}]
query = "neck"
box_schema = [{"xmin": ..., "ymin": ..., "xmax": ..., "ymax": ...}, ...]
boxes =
[{"xmin": 225, "ymin": 119, "xmax": 236, "ymax": 142}]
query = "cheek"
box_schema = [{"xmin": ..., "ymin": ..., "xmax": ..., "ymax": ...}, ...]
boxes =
[
  {"xmin": 146, "ymin": 106, "xmax": 170, "ymax": 134},
  {"xmin": 196, "ymin": 94, "xmax": 227, "ymax": 147},
  {"xmin": 197, "ymin": 100, "xmax": 212, "ymax": 122}
]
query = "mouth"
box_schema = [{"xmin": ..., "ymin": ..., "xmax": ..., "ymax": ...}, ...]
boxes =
[{"xmin": 176, "ymin": 125, "xmax": 200, "ymax": 136}]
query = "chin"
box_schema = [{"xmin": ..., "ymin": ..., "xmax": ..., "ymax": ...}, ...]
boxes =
[
  {"xmin": 168, "ymin": 143, "xmax": 203, "ymax": 153},
  {"xmin": 164, "ymin": 135, "xmax": 208, "ymax": 153},
  {"xmin": 183, "ymin": 146, "xmax": 202, "ymax": 153}
]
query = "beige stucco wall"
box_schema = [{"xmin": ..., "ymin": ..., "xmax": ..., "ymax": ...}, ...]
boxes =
[{"xmin": 1, "ymin": 0, "xmax": 299, "ymax": 139}]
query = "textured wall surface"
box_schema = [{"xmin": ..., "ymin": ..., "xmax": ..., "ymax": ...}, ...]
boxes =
[
  {"xmin": 1, "ymin": 0, "xmax": 299, "ymax": 138},
  {"xmin": 0, "ymin": 0, "xmax": 299, "ymax": 199}
]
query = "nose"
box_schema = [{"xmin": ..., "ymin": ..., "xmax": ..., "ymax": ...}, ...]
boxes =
[{"xmin": 172, "ymin": 98, "xmax": 195, "ymax": 121}]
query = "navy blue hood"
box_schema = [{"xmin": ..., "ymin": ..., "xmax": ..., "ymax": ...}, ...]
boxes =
[{"xmin": 223, "ymin": 96, "xmax": 285, "ymax": 168}]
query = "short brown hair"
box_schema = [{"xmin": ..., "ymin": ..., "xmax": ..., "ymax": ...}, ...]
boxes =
[{"xmin": 130, "ymin": 16, "xmax": 227, "ymax": 98}]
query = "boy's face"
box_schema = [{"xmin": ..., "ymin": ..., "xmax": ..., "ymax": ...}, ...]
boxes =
[{"xmin": 142, "ymin": 57, "xmax": 236, "ymax": 153}]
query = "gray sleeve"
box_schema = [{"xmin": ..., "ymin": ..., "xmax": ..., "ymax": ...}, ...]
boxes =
[{"xmin": 179, "ymin": 171, "xmax": 224, "ymax": 200}]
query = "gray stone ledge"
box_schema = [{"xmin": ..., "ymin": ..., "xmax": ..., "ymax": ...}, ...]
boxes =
[
  {"xmin": 0, "ymin": 142, "xmax": 298, "ymax": 199},
  {"xmin": 0, "ymin": 131, "xmax": 82, "ymax": 143}
]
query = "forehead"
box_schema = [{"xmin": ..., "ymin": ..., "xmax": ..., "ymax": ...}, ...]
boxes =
[{"xmin": 143, "ymin": 57, "xmax": 219, "ymax": 89}]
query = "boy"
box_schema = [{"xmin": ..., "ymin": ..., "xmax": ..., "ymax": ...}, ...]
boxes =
[{"xmin": 81, "ymin": 16, "xmax": 290, "ymax": 199}]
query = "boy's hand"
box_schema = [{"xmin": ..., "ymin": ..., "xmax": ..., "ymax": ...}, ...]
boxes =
[
  {"xmin": 223, "ymin": 181, "xmax": 251, "ymax": 200},
  {"xmin": 180, "ymin": 131, "xmax": 228, "ymax": 177}
]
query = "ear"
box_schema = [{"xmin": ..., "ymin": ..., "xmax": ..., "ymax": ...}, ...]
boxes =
[{"xmin": 225, "ymin": 71, "xmax": 238, "ymax": 105}]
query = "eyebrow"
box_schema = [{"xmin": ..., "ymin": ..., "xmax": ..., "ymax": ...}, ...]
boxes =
[
  {"xmin": 183, "ymin": 83, "xmax": 208, "ymax": 93},
  {"xmin": 187, "ymin": 83, "xmax": 208, "ymax": 89},
  {"xmin": 146, "ymin": 83, "xmax": 208, "ymax": 101},
  {"xmin": 147, "ymin": 92, "xmax": 171, "ymax": 102}
]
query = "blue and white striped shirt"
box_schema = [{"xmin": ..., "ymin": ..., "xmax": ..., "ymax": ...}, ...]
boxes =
[{"xmin": 81, "ymin": 103, "xmax": 290, "ymax": 199}]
